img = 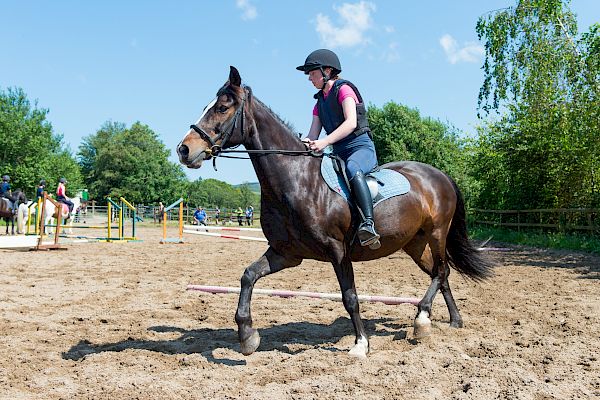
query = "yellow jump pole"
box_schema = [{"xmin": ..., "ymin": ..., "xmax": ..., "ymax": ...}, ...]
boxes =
[
  {"xmin": 37, "ymin": 197, "xmax": 42, "ymax": 234},
  {"xmin": 38, "ymin": 193, "xmax": 47, "ymax": 246}
]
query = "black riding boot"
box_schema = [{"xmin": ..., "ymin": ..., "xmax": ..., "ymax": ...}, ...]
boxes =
[{"xmin": 350, "ymin": 171, "xmax": 380, "ymax": 248}]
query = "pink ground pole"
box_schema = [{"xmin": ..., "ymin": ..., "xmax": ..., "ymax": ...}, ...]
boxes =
[{"xmin": 187, "ymin": 285, "xmax": 420, "ymax": 306}]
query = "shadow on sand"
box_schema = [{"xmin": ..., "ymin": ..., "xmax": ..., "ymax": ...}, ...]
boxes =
[{"xmin": 62, "ymin": 317, "xmax": 411, "ymax": 366}]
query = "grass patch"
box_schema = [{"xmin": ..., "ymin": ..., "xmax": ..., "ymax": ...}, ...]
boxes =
[{"xmin": 470, "ymin": 226, "xmax": 600, "ymax": 254}]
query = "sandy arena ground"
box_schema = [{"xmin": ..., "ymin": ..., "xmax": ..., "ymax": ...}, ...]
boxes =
[{"xmin": 0, "ymin": 226, "xmax": 598, "ymax": 399}]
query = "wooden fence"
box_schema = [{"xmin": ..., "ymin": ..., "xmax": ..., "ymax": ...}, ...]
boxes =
[{"xmin": 471, "ymin": 208, "xmax": 599, "ymax": 233}]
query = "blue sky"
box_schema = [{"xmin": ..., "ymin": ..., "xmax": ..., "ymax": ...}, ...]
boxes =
[{"xmin": 2, "ymin": 1, "xmax": 598, "ymax": 185}]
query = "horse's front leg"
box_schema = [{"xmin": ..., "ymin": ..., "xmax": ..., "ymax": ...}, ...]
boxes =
[
  {"xmin": 334, "ymin": 257, "xmax": 369, "ymax": 358},
  {"xmin": 235, "ymin": 247, "xmax": 301, "ymax": 355}
]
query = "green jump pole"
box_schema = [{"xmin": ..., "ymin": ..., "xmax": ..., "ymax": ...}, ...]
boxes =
[
  {"xmin": 120, "ymin": 197, "xmax": 136, "ymax": 240},
  {"xmin": 106, "ymin": 197, "xmax": 122, "ymax": 241}
]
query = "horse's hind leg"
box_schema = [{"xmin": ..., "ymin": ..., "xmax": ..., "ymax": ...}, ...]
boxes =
[
  {"xmin": 333, "ymin": 257, "xmax": 369, "ymax": 358},
  {"xmin": 235, "ymin": 247, "xmax": 301, "ymax": 356},
  {"xmin": 440, "ymin": 277, "xmax": 463, "ymax": 328},
  {"xmin": 405, "ymin": 229, "xmax": 462, "ymax": 337}
]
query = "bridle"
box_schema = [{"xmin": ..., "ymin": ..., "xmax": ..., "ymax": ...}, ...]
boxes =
[
  {"xmin": 189, "ymin": 87, "xmax": 247, "ymax": 160},
  {"xmin": 188, "ymin": 86, "xmax": 322, "ymax": 171}
]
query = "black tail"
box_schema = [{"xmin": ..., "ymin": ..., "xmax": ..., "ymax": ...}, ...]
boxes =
[{"xmin": 446, "ymin": 178, "xmax": 493, "ymax": 281}]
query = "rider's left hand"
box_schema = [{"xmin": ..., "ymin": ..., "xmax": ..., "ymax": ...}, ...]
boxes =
[{"xmin": 308, "ymin": 139, "xmax": 329, "ymax": 152}]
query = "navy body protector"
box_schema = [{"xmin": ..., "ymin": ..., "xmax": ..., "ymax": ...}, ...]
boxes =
[{"xmin": 315, "ymin": 79, "xmax": 371, "ymax": 139}]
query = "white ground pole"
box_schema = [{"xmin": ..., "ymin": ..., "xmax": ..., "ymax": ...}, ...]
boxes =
[
  {"xmin": 183, "ymin": 229, "xmax": 268, "ymax": 242},
  {"xmin": 183, "ymin": 224, "xmax": 263, "ymax": 232},
  {"xmin": 0, "ymin": 235, "xmax": 55, "ymax": 250}
]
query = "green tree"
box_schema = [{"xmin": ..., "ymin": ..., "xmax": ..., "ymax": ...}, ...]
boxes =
[
  {"xmin": 0, "ymin": 87, "xmax": 81, "ymax": 198},
  {"xmin": 368, "ymin": 101, "xmax": 474, "ymax": 201},
  {"xmin": 475, "ymin": 0, "xmax": 599, "ymax": 209},
  {"xmin": 78, "ymin": 121, "xmax": 186, "ymax": 204},
  {"xmin": 184, "ymin": 178, "xmax": 259, "ymax": 211}
]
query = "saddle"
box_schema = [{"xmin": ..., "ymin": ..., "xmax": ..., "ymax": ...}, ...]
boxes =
[
  {"xmin": 50, "ymin": 200, "xmax": 70, "ymax": 219},
  {"xmin": 320, "ymin": 155, "xmax": 410, "ymax": 207}
]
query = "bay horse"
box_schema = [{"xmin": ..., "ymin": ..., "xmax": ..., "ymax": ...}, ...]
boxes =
[
  {"xmin": 0, "ymin": 190, "xmax": 28, "ymax": 235},
  {"xmin": 177, "ymin": 67, "xmax": 492, "ymax": 358}
]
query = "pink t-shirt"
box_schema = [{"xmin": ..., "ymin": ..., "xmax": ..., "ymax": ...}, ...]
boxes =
[
  {"xmin": 57, "ymin": 183, "xmax": 65, "ymax": 196},
  {"xmin": 312, "ymin": 84, "xmax": 359, "ymax": 116}
]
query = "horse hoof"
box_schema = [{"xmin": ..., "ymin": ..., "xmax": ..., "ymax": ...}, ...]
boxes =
[
  {"xmin": 413, "ymin": 311, "xmax": 432, "ymax": 339},
  {"xmin": 449, "ymin": 319, "xmax": 463, "ymax": 329},
  {"xmin": 348, "ymin": 337, "xmax": 369, "ymax": 358},
  {"xmin": 240, "ymin": 330, "xmax": 260, "ymax": 356}
]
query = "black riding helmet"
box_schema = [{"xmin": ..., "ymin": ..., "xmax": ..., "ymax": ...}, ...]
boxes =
[
  {"xmin": 296, "ymin": 49, "xmax": 342, "ymax": 73},
  {"xmin": 40, "ymin": 180, "xmax": 46, "ymax": 186},
  {"xmin": 59, "ymin": 177, "xmax": 67, "ymax": 184},
  {"xmin": 296, "ymin": 49, "xmax": 341, "ymax": 89}
]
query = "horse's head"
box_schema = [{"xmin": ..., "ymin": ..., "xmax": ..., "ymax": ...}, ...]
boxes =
[
  {"xmin": 177, "ymin": 66, "xmax": 250, "ymax": 169},
  {"xmin": 14, "ymin": 189, "xmax": 27, "ymax": 203}
]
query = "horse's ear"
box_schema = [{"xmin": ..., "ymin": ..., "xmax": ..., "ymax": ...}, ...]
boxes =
[{"xmin": 229, "ymin": 66, "xmax": 242, "ymax": 88}]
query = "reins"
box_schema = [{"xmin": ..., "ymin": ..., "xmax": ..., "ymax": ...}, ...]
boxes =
[
  {"xmin": 207, "ymin": 147, "xmax": 324, "ymax": 170},
  {"xmin": 190, "ymin": 86, "xmax": 324, "ymax": 170}
]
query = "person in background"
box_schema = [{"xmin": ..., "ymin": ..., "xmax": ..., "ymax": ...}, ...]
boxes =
[
  {"xmin": 245, "ymin": 205, "xmax": 254, "ymax": 226},
  {"xmin": 156, "ymin": 202, "xmax": 165, "ymax": 224},
  {"xmin": 236, "ymin": 206, "xmax": 244, "ymax": 226},
  {"xmin": 56, "ymin": 177, "xmax": 74, "ymax": 213},
  {"xmin": 36, "ymin": 180, "xmax": 46, "ymax": 199},
  {"xmin": 193, "ymin": 206, "xmax": 207, "ymax": 226},
  {"xmin": 214, "ymin": 207, "xmax": 221, "ymax": 225}
]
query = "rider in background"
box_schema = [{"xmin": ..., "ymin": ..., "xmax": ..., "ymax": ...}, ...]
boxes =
[
  {"xmin": 56, "ymin": 177, "xmax": 74, "ymax": 213},
  {"xmin": 297, "ymin": 49, "xmax": 380, "ymax": 248},
  {"xmin": 0, "ymin": 175, "xmax": 18, "ymax": 211},
  {"xmin": 36, "ymin": 180, "xmax": 46, "ymax": 199}
]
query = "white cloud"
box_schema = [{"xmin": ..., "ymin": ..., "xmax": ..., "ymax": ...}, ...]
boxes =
[
  {"xmin": 384, "ymin": 42, "xmax": 400, "ymax": 62},
  {"xmin": 439, "ymin": 34, "xmax": 484, "ymax": 64},
  {"xmin": 315, "ymin": 1, "xmax": 376, "ymax": 48},
  {"xmin": 236, "ymin": 0, "xmax": 257, "ymax": 21}
]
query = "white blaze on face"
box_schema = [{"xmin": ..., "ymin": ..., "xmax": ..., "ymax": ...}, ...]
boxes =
[
  {"xmin": 195, "ymin": 97, "xmax": 218, "ymax": 125},
  {"xmin": 179, "ymin": 97, "xmax": 219, "ymax": 158}
]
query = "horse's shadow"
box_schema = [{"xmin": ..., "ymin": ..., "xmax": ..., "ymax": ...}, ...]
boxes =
[{"xmin": 62, "ymin": 317, "xmax": 409, "ymax": 365}]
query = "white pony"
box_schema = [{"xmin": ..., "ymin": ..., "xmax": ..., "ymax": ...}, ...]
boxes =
[
  {"xmin": 16, "ymin": 202, "xmax": 29, "ymax": 234},
  {"xmin": 43, "ymin": 196, "xmax": 81, "ymax": 235}
]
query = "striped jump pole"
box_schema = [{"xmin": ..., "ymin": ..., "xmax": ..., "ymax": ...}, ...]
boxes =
[
  {"xmin": 161, "ymin": 198, "xmax": 184, "ymax": 244},
  {"xmin": 183, "ymin": 229, "xmax": 268, "ymax": 242},
  {"xmin": 120, "ymin": 197, "xmax": 137, "ymax": 240},
  {"xmin": 187, "ymin": 285, "xmax": 421, "ymax": 306}
]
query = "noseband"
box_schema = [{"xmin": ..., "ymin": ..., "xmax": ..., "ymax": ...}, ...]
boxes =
[{"xmin": 189, "ymin": 89, "xmax": 247, "ymax": 159}]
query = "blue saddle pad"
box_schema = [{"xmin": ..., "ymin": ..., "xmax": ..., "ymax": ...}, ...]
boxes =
[{"xmin": 320, "ymin": 156, "xmax": 410, "ymax": 207}]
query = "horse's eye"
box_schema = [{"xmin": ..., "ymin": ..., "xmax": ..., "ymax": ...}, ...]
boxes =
[{"xmin": 218, "ymin": 105, "xmax": 228, "ymax": 113}]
